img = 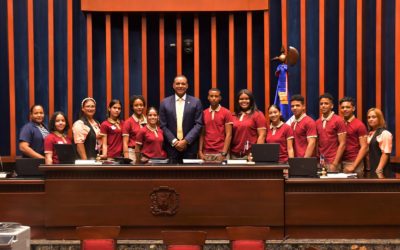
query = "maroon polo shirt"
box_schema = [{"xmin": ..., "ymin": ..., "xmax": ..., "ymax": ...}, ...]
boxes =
[
  {"xmin": 100, "ymin": 120, "xmax": 124, "ymax": 158},
  {"xmin": 291, "ymin": 115, "xmax": 317, "ymax": 157},
  {"xmin": 316, "ymin": 113, "xmax": 347, "ymax": 163},
  {"xmin": 342, "ymin": 117, "xmax": 368, "ymax": 162},
  {"xmin": 231, "ymin": 111, "xmax": 266, "ymax": 156},
  {"xmin": 203, "ymin": 106, "xmax": 233, "ymax": 154},
  {"xmin": 44, "ymin": 133, "xmax": 72, "ymax": 164},
  {"xmin": 266, "ymin": 123, "xmax": 293, "ymax": 163},
  {"xmin": 122, "ymin": 116, "xmax": 144, "ymax": 148},
  {"xmin": 136, "ymin": 126, "xmax": 167, "ymax": 159}
]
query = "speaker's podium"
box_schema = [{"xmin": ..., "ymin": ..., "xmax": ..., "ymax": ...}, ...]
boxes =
[
  {"xmin": 0, "ymin": 224, "xmax": 30, "ymax": 250},
  {"xmin": 40, "ymin": 164, "xmax": 287, "ymax": 239}
]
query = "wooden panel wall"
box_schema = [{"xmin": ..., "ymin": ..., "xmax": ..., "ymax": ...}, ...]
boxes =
[{"xmin": 1, "ymin": 0, "xmax": 399, "ymax": 161}]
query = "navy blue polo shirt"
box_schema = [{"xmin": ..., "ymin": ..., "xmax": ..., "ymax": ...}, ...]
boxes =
[{"xmin": 19, "ymin": 122, "xmax": 48, "ymax": 157}]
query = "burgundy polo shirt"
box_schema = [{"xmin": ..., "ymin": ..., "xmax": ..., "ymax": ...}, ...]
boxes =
[
  {"xmin": 44, "ymin": 133, "xmax": 72, "ymax": 164},
  {"xmin": 342, "ymin": 117, "xmax": 368, "ymax": 162},
  {"xmin": 266, "ymin": 122, "xmax": 293, "ymax": 163},
  {"xmin": 100, "ymin": 120, "xmax": 124, "ymax": 158},
  {"xmin": 231, "ymin": 111, "xmax": 266, "ymax": 156},
  {"xmin": 291, "ymin": 114, "xmax": 317, "ymax": 157},
  {"xmin": 122, "ymin": 116, "xmax": 145, "ymax": 148},
  {"xmin": 136, "ymin": 126, "xmax": 167, "ymax": 159},
  {"xmin": 316, "ymin": 113, "xmax": 347, "ymax": 163},
  {"xmin": 203, "ymin": 106, "xmax": 233, "ymax": 154}
]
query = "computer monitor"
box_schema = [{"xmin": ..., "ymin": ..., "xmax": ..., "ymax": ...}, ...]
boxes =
[
  {"xmin": 288, "ymin": 157, "xmax": 318, "ymax": 177},
  {"xmin": 54, "ymin": 144, "xmax": 76, "ymax": 164},
  {"xmin": 15, "ymin": 158, "xmax": 45, "ymax": 177},
  {"xmin": 251, "ymin": 143, "xmax": 280, "ymax": 163}
]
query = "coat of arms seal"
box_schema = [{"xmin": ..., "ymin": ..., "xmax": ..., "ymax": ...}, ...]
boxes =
[{"xmin": 150, "ymin": 186, "xmax": 179, "ymax": 216}]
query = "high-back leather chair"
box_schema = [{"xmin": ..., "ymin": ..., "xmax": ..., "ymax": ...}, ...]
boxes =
[
  {"xmin": 161, "ymin": 230, "xmax": 207, "ymax": 250},
  {"xmin": 76, "ymin": 226, "xmax": 120, "ymax": 250},
  {"xmin": 226, "ymin": 226, "xmax": 270, "ymax": 250}
]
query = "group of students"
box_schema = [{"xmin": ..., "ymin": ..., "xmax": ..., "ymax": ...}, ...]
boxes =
[
  {"xmin": 286, "ymin": 94, "xmax": 392, "ymax": 177},
  {"xmin": 18, "ymin": 75, "xmax": 392, "ymax": 177},
  {"xmin": 19, "ymin": 96, "xmax": 164, "ymax": 164}
]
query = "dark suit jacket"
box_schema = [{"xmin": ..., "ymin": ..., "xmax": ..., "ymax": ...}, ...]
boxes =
[{"xmin": 159, "ymin": 94, "xmax": 203, "ymax": 157}]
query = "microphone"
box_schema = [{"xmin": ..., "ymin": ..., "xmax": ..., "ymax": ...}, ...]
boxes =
[{"xmin": 0, "ymin": 155, "xmax": 9, "ymax": 178}]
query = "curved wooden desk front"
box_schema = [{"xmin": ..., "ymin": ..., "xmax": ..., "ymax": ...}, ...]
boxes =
[
  {"xmin": 285, "ymin": 178, "xmax": 400, "ymax": 238},
  {"xmin": 40, "ymin": 164, "xmax": 286, "ymax": 239},
  {"xmin": 0, "ymin": 179, "xmax": 45, "ymax": 238},
  {"xmin": 2, "ymin": 164, "xmax": 399, "ymax": 240}
]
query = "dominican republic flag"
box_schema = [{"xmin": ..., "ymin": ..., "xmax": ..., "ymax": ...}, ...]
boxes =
[{"xmin": 274, "ymin": 63, "xmax": 292, "ymax": 122}]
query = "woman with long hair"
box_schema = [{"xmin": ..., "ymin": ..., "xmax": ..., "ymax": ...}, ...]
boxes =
[
  {"xmin": 72, "ymin": 97, "xmax": 101, "ymax": 160},
  {"xmin": 366, "ymin": 108, "xmax": 393, "ymax": 177},
  {"xmin": 266, "ymin": 105, "xmax": 294, "ymax": 163},
  {"xmin": 230, "ymin": 89, "xmax": 266, "ymax": 159},
  {"xmin": 44, "ymin": 111, "xmax": 72, "ymax": 164},
  {"xmin": 100, "ymin": 99, "xmax": 124, "ymax": 158}
]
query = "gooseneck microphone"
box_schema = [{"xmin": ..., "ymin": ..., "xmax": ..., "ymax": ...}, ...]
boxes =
[{"xmin": 0, "ymin": 155, "xmax": 8, "ymax": 178}]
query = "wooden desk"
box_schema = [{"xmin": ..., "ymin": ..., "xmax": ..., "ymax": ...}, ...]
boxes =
[
  {"xmin": 285, "ymin": 178, "xmax": 400, "ymax": 238},
  {"xmin": 2, "ymin": 166, "xmax": 399, "ymax": 240},
  {"xmin": 40, "ymin": 164, "xmax": 286, "ymax": 239},
  {"xmin": 0, "ymin": 179, "xmax": 45, "ymax": 238}
]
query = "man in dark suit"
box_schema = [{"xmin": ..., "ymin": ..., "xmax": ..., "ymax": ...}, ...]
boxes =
[{"xmin": 159, "ymin": 75, "xmax": 203, "ymax": 163}]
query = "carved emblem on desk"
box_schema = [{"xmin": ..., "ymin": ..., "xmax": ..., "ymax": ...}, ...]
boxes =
[{"xmin": 150, "ymin": 186, "xmax": 179, "ymax": 216}]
